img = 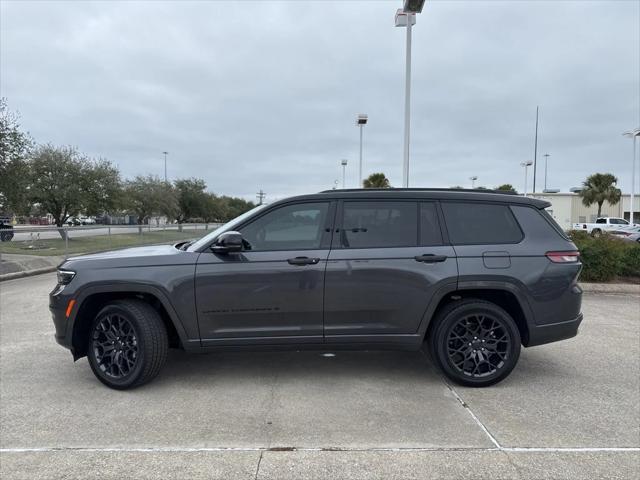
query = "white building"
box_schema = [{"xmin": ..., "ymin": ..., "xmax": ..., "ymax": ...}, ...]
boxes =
[{"xmin": 529, "ymin": 192, "xmax": 640, "ymax": 230}]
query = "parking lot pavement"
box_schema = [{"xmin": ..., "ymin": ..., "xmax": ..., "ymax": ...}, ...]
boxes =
[{"xmin": 1, "ymin": 273, "xmax": 638, "ymax": 479}]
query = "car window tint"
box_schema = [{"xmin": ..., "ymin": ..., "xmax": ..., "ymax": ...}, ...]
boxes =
[
  {"xmin": 420, "ymin": 202, "xmax": 443, "ymax": 246},
  {"xmin": 240, "ymin": 202, "xmax": 329, "ymax": 251},
  {"xmin": 596, "ymin": 218, "xmax": 606, "ymax": 224},
  {"xmin": 442, "ymin": 202, "xmax": 523, "ymax": 244},
  {"xmin": 341, "ymin": 201, "xmax": 417, "ymax": 248}
]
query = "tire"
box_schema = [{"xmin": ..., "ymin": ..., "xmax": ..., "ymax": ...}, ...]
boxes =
[
  {"xmin": 87, "ymin": 299, "xmax": 168, "ymax": 390},
  {"xmin": 428, "ymin": 299, "xmax": 521, "ymax": 388},
  {"xmin": 592, "ymin": 229, "xmax": 602, "ymax": 238},
  {"xmin": 0, "ymin": 231, "xmax": 13, "ymax": 242}
]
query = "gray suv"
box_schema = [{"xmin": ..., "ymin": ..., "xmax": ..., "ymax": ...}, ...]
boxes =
[{"xmin": 50, "ymin": 189, "xmax": 583, "ymax": 390}]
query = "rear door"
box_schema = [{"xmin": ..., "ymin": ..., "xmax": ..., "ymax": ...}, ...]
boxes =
[{"xmin": 323, "ymin": 200, "xmax": 457, "ymax": 341}]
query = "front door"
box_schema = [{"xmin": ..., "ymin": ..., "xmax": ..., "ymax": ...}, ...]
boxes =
[
  {"xmin": 195, "ymin": 201, "xmax": 334, "ymax": 345},
  {"xmin": 323, "ymin": 200, "xmax": 457, "ymax": 342}
]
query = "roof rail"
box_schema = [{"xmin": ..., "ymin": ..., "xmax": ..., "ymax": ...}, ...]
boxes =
[{"xmin": 319, "ymin": 188, "xmax": 518, "ymax": 195}]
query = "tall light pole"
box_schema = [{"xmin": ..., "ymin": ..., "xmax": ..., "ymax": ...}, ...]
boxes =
[
  {"xmin": 469, "ymin": 176, "xmax": 478, "ymax": 189},
  {"xmin": 623, "ymin": 128, "xmax": 640, "ymax": 224},
  {"xmin": 162, "ymin": 151, "xmax": 169, "ymax": 183},
  {"xmin": 356, "ymin": 114, "xmax": 368, "ymax": 187},
  {"xmin": 543, "ymin": 153, "xmax": 550, "ymax": 191},
  {"xmin": 395, "ymin": 0, "xmax": 426, "ymax": 188},
  {"xmin": 341, "ymin": 159, "xmax": 348, "ymax": 189},
  {"xmin": 521, "ymin": 161, "xmax": 533, "ymax": 197},
  {"xmin": 532, "ymin": 106, "xmax": 539, "ymax": 193}
]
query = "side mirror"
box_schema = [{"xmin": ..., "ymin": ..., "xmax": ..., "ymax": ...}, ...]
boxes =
[{"xmin": 211, "ymin": 231, "xmax": 244, "ymax": 254}]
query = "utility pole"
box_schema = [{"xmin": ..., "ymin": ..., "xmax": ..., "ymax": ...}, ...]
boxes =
[
  {"xmin": 162, "ymin": 151, "xmax": 168, "ymax": 183},
  {"xmin": 256, "ymin": 190, "xmax": 266, "ymax": 205},
  {"xmin": 532, "ymin": 107, "xmax": 539, "ymax": 193}
]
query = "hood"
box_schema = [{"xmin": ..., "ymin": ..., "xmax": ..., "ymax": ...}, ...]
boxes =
[
  {"xmin": 59, "ymin": 243, "xmax": 200, "ymax": 272},
  {"xmin": 66, "ymin": 244, "xmax": 180, "ymax": 262}
]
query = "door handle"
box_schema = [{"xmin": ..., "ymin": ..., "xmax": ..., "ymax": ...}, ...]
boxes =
[
  {"xmin": 287, "ymin": 256, "xmax": 320, "ymax": 266},
  {"xmin": 415, "ymin": 254, "xmax": 447, "ymax": 263}
]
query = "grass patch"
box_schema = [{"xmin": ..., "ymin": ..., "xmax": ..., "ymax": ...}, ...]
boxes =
[{"xmin": 0, "ymin": 230, "xmax": 201, "ymax": 257}]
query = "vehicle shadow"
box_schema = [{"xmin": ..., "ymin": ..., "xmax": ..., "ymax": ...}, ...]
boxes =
[
  {"xmin": 149, "ymin": 344, "xmax": 573, "ymax": 392},
  {"xmin": 152, "ymin": 347, "xmax": 442, "ymax": 389}
]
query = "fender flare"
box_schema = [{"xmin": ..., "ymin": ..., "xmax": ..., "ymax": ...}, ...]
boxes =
[
  {"xmin": 69, "ymin": 282, "xmax": 192, "ymax": 351},
  {"xmin": 416, "ymin": 278, "xmax": 535, "ymax": 339}
]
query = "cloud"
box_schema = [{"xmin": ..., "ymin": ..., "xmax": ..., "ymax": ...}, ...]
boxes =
[{"xmin": 1, "ymin": 0, "xmax": 638, "ymax": 201}]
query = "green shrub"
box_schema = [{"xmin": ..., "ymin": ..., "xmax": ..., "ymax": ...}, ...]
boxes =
[
  {"xmin": 567, "ymin": 230, "xmax": 629, "ymax": 282},
  {"xmin": 619, "ymin": 243, "xmax": 640, "ymax": 277}
]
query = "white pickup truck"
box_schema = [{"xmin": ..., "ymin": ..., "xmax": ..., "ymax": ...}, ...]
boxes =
[{"xmin": 572, "ymin": 217, "xmax": 636, "ymax": 236}]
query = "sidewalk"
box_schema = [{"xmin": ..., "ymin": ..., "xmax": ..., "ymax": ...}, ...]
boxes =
[{"xmin": 0, "ymin": 253, "xmax": 64, "ymax": 281}]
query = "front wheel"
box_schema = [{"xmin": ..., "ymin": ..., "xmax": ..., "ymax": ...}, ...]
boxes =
[
  {"xmin": 87, "ymin": 300, "xmax": 168, "ymax": 390},
  {"xmin": 428, "ymin": 299, "xmax": 521, "ymax": 387}
]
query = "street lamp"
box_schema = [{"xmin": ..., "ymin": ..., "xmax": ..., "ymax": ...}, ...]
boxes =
[
  {"xmin": 162, "ymin": 151, "xmax": 168, "ymax": 183},
  {"xmin": 521, "ymin": 161, "xmax": 533, "ymax": 197},
  {"xmin": 395, "ymin": 0, "xmax": 426, "ymax": 188},
  {"xmin": 356, "ymin": 114, "xmax": 368, "ymax": 187},
  {"xmin": 623, "ymin": 128, "xmax": 640, "ymax": 225},
  {"xmin": 341, "ymin": 159, "xmax": 348, "ymax": 189},
  {"xmin": 469, "ymin": 176, "xmax": 478, "ymax": 189}
]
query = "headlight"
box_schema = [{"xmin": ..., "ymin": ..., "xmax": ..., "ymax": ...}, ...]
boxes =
[{"xmin": 57, "ymin": 270, "xmax": 76, "ymax": 285}]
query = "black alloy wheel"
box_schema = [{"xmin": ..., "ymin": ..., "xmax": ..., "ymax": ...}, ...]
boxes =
[
  {"xmin": 445, "ymin": 313, "xmax": 511, "ymax": 378},
  {"xmin": 92, "ymin": 312, "xmax": 139, "ymax": 379},
  {"xmin": 428, "ymin": 299, "xmax": 521, "ymax": 387},
  {"xmin": 87, "ymin": 300, "xmax": 168, "ymax": 390}
]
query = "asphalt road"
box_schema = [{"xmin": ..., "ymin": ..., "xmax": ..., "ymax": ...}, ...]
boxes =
[
  {"xmin": 0, "ymin": 273, "xmax": 638, "ymax": 479},
  {"xmin": 10, "ymin": 224, "xmax": 218, "ymax": 241}
]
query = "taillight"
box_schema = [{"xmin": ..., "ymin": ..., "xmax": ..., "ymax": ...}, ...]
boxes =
[{"xmin": 546, "ymin": 251, "xmax": 580, "ymax": 263}]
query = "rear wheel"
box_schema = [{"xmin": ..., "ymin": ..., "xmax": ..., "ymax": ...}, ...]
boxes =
[
  {"xmin": 87, "ymin": 300, "xmax": 168, "ymax": 390},
  {"xmin": 592, "ymin": 228, "xmax": 602, "ymax": 237},
  {"xmin": 428, "ymin": 299, "xmax": 521, "ymax": 387}
]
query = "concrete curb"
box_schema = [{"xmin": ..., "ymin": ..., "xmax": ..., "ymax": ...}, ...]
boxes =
[
  {"xmin": 580, "ymin": 282, "xmax": 640, "ymax": 295},
  {"xmin": 0, "ymin": 266, "xmax": 58, "ymax": 282}
]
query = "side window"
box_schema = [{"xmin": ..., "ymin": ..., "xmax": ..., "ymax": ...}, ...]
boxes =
[
  {"xmin": 239, "ymin": 202, "xmax": 329, "ymax": 251},
  {"xmin": 341, "ymin": 201, "xmax": 417, "ymax": 248},
  {"xmin": 420, "ymin": 202, "xmax": 443, "ymax": 246},
  {"xmin": 441, "ymin": 202, "xmax": 523, "ymax": 245},
  {"xmin": 595, "ymin": 218, "xmax": 606, "ymax": 224}
]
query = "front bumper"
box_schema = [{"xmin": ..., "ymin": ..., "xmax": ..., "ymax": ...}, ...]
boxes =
[
  {"xmin": 49, "ymin": 285, "xmax": 73, "ymax": 350},
  {"xmin": 526, "ymin": 313, "xmax": 583, "ymax": 347}
]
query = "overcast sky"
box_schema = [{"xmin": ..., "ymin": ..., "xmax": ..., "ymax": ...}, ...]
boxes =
[{"xmin": 1, "ymin": 0, "xmax": 639, "ymax": 201}]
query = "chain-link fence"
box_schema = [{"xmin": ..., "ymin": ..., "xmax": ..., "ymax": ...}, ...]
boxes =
[{"xmin": 0, "ymin": 223, "xmax": 222, "ymax": 258}]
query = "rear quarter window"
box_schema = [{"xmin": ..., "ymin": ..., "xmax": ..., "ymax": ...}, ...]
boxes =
[
  {"xmin": 539, "ymin": 208, "xmax": 570, "ymax": 240},
  {"xmin": 441, "ymin": 202, "xmax": 523, "ymax": 245}
]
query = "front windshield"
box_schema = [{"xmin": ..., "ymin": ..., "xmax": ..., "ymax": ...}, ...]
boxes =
[{"xmin": 187, "ymin": 204, "xmax": 269, "ymax": 252}]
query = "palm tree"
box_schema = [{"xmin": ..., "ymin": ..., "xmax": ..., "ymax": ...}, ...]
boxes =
[
  {"xmin": 579, "ymin": 173, "xmax": 621, "ymax": 217},
  {"xmin": 363, "ymin": 173, "xmax": 391, "ymax": 189}
]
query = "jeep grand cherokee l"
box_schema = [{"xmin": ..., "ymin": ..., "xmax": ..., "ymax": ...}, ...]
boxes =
[{"xmin": 50, "ymin": 189, "xmax": 583, "ymax": 390}]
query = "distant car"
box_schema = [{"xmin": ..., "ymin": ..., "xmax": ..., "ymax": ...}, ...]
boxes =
[
  {"xmin": 572, "ymin": 217, "xmax": 636, "ymax": 237},
  {"xmin": 609, "ymin": 226, "xmax": 640, "ymax": 243},
  {"xmin": 0, "ymin": 220, "xmax": 14, "ymax": 242},
  {"xmin": 67, "ymin": 216, "xmax": 96, "ymax": 226}
]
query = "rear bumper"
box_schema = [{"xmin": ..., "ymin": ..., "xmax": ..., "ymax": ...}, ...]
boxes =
[{"xmin": 526, "ymin": 313, "xmax": 583, "ymax": 347}]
